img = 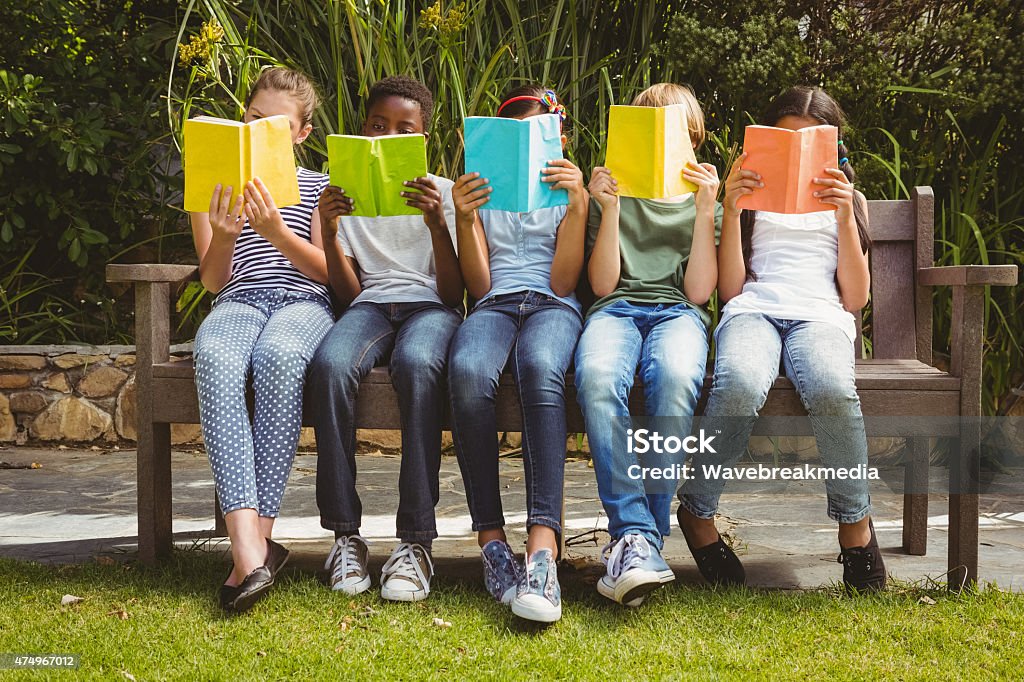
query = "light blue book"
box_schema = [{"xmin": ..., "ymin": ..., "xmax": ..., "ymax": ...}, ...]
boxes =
[{"xmin": 463, "ymin": 114, "xmax": 569, "ymax": 212}]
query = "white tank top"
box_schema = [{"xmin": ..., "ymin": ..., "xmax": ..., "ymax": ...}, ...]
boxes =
[{"xmin": 718, "ymin": 210, "xmax": 857, "ymax": 340}]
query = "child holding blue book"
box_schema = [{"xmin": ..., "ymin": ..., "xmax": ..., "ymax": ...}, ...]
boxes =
[
  {"xmin": 575, "ymin": 83, "xmax": 722, "ymax": 607},
  {"xmin": 311, "ymin": 76, "xmax": 464, "ymax": 603},
  {"xmin": 449, "ymin": 85, "xmax": 587, "ymax": 623}
]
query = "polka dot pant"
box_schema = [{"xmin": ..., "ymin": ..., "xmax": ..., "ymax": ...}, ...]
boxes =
[{"xmin": 194, "ymin": 288, "xmax": 334, "ymax": 517}]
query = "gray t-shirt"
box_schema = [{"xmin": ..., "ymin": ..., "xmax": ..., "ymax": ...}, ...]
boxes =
[{"xmin": 337, "ymin": 174, "xmax": 458, "ymax": 305}]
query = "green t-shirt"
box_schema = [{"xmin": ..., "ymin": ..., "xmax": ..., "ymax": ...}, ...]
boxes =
[{"xmin": 585, "ymin": 196, "xmax": 722, "ymax": 324}]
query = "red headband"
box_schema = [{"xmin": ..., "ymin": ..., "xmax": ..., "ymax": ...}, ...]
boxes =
[{"xmin": 496, "ymin": 90, "xmax": 567, "ymax": 121}]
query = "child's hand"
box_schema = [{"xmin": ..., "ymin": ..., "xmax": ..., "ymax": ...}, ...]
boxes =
[
  {"xmin": 542, "ymin": 159, "xmax": 585, "ymax": 206},
  {"xmin": 723, "ymin": 152, "xmax": 763, "ymax": 215},
  {"xmin": 683, "ymin": 161, "xmax": 721, "ymax": 212},
  {"xmin": 208, "ymin": 184, "xmax": 245, "ymax": 242},
  {"xmin": 402, "ymin": 177, "xmax": 447, "ymax": 234},
  {"xmin": 452, "ymin": 172, "xmax": 492, "ymax": 222},
  {"xmin": 588, "ymin": 166, "xmax": 619, "ymax": 210},
  {"xmin": 243, "ymin": 177, "xmax": 285, "ymax": 240},
  {"xmin": 318, "ymin": 186, "xmax": 355, "ymax": 240},
  {"xmin": 813, "ymin": 169, "xmax": 856, "ymax": 223}
]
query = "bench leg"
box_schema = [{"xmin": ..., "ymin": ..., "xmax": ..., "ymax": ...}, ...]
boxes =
[
  {"xmin": 948, "ymin": 425, "xmax": 980, "ymax": 590},
  {"xmin": 214, "ymin": 493, "xmax": 228, "ymax": 537},
  {"xmin": 137, "ymin": 421, "xmax": 172, "ymax": 565},
  {"xmin": 902, "ymin": 437, "xmax": 928, "ymax": 555}
]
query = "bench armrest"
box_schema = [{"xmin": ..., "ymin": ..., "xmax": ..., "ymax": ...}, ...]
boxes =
[
  {"xmin": 918, "ymin": 265, "xmax": 1018, "ymax": 287},
  {"xmin": 106, "ymin": 264, "xmax": 199, "ymax": 283}
]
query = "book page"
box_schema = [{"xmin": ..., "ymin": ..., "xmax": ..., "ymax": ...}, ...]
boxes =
[
  {"xmin": 794, "ymin": 125, "xmax": 839, "ymax": 213},
  {"xmin": 736, "ymin": 125, "xmax": 796, "ymax": 213},
  {"xmin": 374, "ymin": 134, "xmax": 427, "ymax": 217},
  {"xmin": 661, "ymin": 103, "xmax": 698, "ymax": 197},
  {"xmin": 183, "ymin": 117, "xmax": 245, "ymax": 212},
  {"xmin": 328, "ymin": 135, "xmax": 376, "ymax": 216},
  {"xmin": 526, "ymin": 114, "xmax": 569, "ymax": 212},
  {"xmin": 247, "ymin": 115, "xmax": 300, "ymax": 208}
]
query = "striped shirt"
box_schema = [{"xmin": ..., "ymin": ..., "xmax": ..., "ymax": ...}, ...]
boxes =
[{"xmin": 216, "ymin": 166, "xmax": 331, "ymax": 304}]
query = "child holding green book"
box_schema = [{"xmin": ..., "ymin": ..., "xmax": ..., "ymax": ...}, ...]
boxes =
[
  {"xmin": 189, "ymin": 66, "xmax": 334, "ymax": 614},
  {"xmin": 448, "ymin": 85, "xmax": 587, "ymax": 623},
  {"xmin": 311, "ymin": 76, "xmax": 464, "ymax": 603}
]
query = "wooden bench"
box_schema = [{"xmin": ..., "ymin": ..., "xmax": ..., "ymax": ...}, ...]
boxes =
[{"xmin": 107, "ymin": 186, "xmax": 1017, "ymax": 587}]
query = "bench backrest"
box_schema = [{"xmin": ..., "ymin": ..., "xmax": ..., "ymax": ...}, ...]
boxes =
[{"xmin": 863, "ymin": 186, "xmax": 934, "ymax": 363}]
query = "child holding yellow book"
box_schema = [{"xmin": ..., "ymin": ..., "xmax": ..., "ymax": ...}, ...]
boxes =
[
  {"xmin": 189, "ymin": 66, "xmax": 334, "ymax": 614},
  {"xmin": 575, "ymin": 83, "xmax": 722, "ymax": 607}
]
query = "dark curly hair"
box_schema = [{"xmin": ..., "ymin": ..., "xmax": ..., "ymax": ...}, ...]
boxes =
[{"xmin": 366, "ymin": 75, "xmax": 434, "ymax": 130}]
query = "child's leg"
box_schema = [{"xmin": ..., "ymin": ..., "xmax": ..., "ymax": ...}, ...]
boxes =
[
  {"xmin": 389, "ymin": 303, "xmax": 463, "ymax": 548},
  {"xmin": 678, "ymin": 313, "xmax": 782, "ymax": 544},
  {"xmin": 447, "ymin": 301, "xmax": 519, "ymax": 545},
  {"xmin": 249, "ymin": 295, "xmax": 334, "ymax": 524},
  {"xmin": 781, "ymin": 321, "xmax": 871, "ymax": 547},
  {"xmin": 573, "ymin": 303, "xmax": 656, "ymax": 546},
  {"xmin": 309, "ymin": 303, "xmax": 395, "ymax": 536},
  {"xmin": 510, "ymin": 298, "xmax": 582, "ymax": 556},
  {"xmin": 193, "ymin": 294, "xmax": 269, "ymax": 582},
  {"xmin": 636, "ymin": 305, "xmax": 710, "ymax": 538}
]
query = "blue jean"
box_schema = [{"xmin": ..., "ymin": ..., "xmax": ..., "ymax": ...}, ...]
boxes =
[
  {"xmin": 678, "ymin": 313, "xmax": 871, "ymax": 524},
  {"xmin": 574, "ymin": 300, "xmax": 709, "ymax": 549},
  {"xmin": 449, "ymin": 291, "xmax": 582, "ymax": 536},
  {"xmin": 310, "ymin": 301, "xmax": 462, "ymax": 543},
  {"xmin": 194, "ymin": 288, "xmax": 334, "ymax": 517}
]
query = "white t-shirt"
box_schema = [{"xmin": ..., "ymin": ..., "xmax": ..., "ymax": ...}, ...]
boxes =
[
  {"xmin": 719, "ymin": 210, "xmax": 857, "ymax": 340},
  {"xmin": 336, "ymin": 174, "xmax": 459, "ymax": 305}
]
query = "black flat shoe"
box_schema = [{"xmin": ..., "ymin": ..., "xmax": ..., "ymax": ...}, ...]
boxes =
[
  {"xmin": 838, "ymin": 519, "xmax": 887, "ymax": 593},
  {"xmin": 265, "ymin": 538, "xmax": 290, "ymax": 578},
  {"xmin": 678, "ymin": 506, "xmax": 746, "ymax": 587},
  {"xmin": 219, "ymin": 566, "xmax": 241, "ymax": 613},
  {"xmin": 231, "ymin": 566, "xmax": 274, "ymax": 613}
]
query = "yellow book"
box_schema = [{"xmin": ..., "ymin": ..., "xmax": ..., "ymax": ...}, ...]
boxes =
[
  {"xmin": 183, "ymin": 115, "xmax": 299, "ymax": 212},
  {"xmin": 605, "ymin": 104, "xmax": 698, "ymax": 199}
]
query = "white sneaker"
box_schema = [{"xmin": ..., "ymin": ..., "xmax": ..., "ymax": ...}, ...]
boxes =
[
  {"xmin": 325, "ymin": 535, "xmax": 371, "ymax": 595},
  {"xmin": 380, "ymin": 543, "xmax": 433, "ymax": 602}
]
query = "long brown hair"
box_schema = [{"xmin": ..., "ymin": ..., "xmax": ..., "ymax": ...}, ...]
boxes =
[{"xmin": 740, "ymin": 86, "xmax": 871, "ymax": 278}]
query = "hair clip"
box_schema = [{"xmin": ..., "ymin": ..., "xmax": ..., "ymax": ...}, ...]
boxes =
[
  {"xmin": 839, "ymin": 157, "xmax": 849, "ymax": 165},
  {"xmin": 837, "ymin": 139, "xmax": 844, "ymax": 146}
]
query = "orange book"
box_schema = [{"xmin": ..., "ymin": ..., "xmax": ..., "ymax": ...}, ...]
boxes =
[{"xmin": 736, "ymin": 124, "xmax": 838, "ymax": 214}]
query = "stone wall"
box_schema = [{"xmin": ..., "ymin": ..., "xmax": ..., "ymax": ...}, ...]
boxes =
[{"xmin": 0, "ymin": 345, "xmax": 200, "ymax": 445}]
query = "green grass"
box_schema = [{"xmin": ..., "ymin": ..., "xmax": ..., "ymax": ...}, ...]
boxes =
[{"xmin": 1, "ymin": 554, "xmax": 1022, "ymax": 679}]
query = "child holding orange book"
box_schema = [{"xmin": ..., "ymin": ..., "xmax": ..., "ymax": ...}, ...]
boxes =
[{"xmin": 677, "ymin": 86, "xmax": 885, "ymax": 593}]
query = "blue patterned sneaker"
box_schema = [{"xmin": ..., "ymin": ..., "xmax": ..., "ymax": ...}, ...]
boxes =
[
  {"xmin": 511, "ymin": 548, "xmax": 561, "ymax": 623},
  {"xmin": 598, "ymin": 534, "xmax": 675, "ymax": 605},
  {"xmin": 481, "ymin": 540, "xmax": 523, "ymax": 604}
]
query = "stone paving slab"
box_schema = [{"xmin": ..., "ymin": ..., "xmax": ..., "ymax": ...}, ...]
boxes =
[{"xmin": 1, "ymin": 446, "xmax": 1022, "ymax": 592}]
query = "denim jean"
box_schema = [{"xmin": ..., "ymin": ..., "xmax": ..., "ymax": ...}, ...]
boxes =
[
  {"xmin": 574, "ymin": 300, "xmax": 709, "ymax": 550},
  {"xmin": 310, "ymin": 301, "xmax": 462, "ymax": 543},
  {"xmin": 448, "ymin": 291, "xmax": 582, "ymax": 536},
  {"xmin": 194, "ymin": 288, "xmax": 333, "ymax": 517},
  {"xmin": 678, "ymin": 313, "xmax": 871, "ymax": 524}
]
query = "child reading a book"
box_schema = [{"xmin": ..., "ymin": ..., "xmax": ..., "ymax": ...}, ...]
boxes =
[
  {"xmin": 311, "ymin": 76, "xmax": 463, "ymax": 603},
  {"xmin": 677, "ymin": 86, "xmax": 884, "ymax": 592},
  {"xmin": 574, "ymin": 83, "xmax": 722, "ymax": 607},
  {"xmin": 448, "ymin": 85, "xmax": 586, "ymax": 623},
  {"xmin": 189, "ymin": 66, "xmax": 333, "ymax": 613}
]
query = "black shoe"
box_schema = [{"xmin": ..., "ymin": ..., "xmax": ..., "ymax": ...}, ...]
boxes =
[
  {"xmin": 838, "ymin": 519, "xmax": 886, "ymax": 593},
  {"xmin": 231, "ymin": 566, "xmax": 274, "ymax": 613},
  {"xmin": 678, "ymin": 506, "xmax": 746, "ymax": 586},
  {"xmin": 218, "ymin": 566, "xmax": 240, "ymax": 613},
  {"xmin": 265, "ymin": 538, "xmax": 290, "ymax": 578}
]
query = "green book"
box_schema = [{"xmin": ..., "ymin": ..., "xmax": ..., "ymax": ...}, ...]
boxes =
[{"xmin": 326, "ymin": 134, "xmax": 428, "ymax": 217}]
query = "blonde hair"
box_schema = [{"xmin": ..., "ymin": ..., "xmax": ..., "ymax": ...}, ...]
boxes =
[
  {"xmin": 245, "ymin": 66, "xmax": 320, "ymax": 127},
  {"xmin": 631, "ymin": 83, "xmax": 705, "ymax": 148}
]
